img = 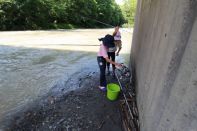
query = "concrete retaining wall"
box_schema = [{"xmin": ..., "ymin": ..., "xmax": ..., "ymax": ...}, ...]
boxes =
[{"xmin": 130, "ymin": 0, "xmax": 197, "ymax": 130}]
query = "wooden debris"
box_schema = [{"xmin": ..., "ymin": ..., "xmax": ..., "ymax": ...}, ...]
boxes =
[
  {"xmin": 115, "ymin": 66, "xmax": 140, "ymax": 131},
  {"xmin": 97, "ymin": 120, "xmax": 105, "ymax": 130}
]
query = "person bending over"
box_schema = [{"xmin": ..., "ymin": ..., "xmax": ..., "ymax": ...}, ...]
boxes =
[{"xmin": 97, "ymin": 34, "xmax": 121, "ymax": 91}]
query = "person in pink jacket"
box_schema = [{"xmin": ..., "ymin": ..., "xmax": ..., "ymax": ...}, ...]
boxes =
[
  {"xmin": 97, "ymin": 34, "xmax": 122, "ymax": 91},
  {"xmin": 113, "ymin": 26, "xmax": 122, "ymax": 56}
]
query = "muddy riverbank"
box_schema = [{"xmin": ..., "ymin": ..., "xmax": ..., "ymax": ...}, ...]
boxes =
[
  {"xmin": 0, "ymin": 29, "xmax": 132, "ymax": 130},
  {"xmin": 2, "ymin": 72, "xmax": 123, "ymax": 131}
]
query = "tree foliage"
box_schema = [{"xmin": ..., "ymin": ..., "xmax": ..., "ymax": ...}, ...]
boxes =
[
  {"xmin": 121, "ymin": 0, "xmax": 137, "ymax": 27},
  {"xmin": 0, "ymin": 0, "xmax": 125, "ymax": 30}
]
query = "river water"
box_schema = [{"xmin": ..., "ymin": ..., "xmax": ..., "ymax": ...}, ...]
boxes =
[{"xmin": 0, "ymin": 29, "xmax": 132, "ymax": 124}]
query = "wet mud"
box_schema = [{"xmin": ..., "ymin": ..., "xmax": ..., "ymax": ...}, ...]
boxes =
[
  {"xmin": 0, "ymin": 29, "xmax": 132, "ymax": 130},
  {"xmin": 2, "ymin": 72, "xmax": 123, "ymax": 131}
]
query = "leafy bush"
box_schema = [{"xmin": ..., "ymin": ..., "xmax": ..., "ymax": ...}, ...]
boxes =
[
  {"xmin": 0, "ymin": 0, "xmax": 126, "ymax": 30},
  {"xmin": 121, "ymin": 0, "xmax": 137, "ymax": 28}
]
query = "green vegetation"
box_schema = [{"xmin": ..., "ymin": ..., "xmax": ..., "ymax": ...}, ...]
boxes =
[
  {"xmin": 121, "ymin": 0, "xmax": 137, "ymax": 27},
  {"xmin": 0, "ymin": 0, "xmax": 126, "ymax": 30}
]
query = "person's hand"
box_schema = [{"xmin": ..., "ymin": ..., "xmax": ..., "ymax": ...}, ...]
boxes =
[
  {"xmin": 116, "ymin": 53, "xmax": 119, "ymax": 56},
  {"xmin": 115, "ymin": 63, "xmax": 122, "ymax": 68}
]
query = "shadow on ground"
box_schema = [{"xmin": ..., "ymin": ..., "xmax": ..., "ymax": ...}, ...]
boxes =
[
  {"xmin": 3, "ymin": 73, "xmax": 122, "ymax": 131},
  {"xmin": 0, "ymin": 45, "xmax": 123, "ymax": 131}
]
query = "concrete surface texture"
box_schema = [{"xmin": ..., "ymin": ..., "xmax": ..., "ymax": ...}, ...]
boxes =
[{"xmin": 130, "ymin": 0, "xmax": 197, "ymax": 131}]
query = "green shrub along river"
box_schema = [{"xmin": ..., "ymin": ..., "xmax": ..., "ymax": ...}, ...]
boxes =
[{"xmin": 0, "ymin": 0, "xmax": 136, "ymax": 30}]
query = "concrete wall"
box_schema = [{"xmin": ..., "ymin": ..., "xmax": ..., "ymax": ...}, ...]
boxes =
[{"xmin": 130, "ymin": 0, "xmax": 197, "ymax": 130}]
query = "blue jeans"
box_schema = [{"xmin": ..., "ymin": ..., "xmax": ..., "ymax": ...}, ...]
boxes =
[{"xmin": 97, "ymin": 56, "xmax": 106, "ymax": 87}]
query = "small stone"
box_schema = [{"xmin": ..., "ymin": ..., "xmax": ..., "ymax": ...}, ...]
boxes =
[
  {"xmin": 26, "ymin": 112, "xmax": 31, "ymax": 117},
  {"xmin": 50, "ymin": 100, "xmax": 54, "ymax": 104},
  {"xmin": 79, "ymin": 123, "xmax": 83, "ymax": 126}
]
